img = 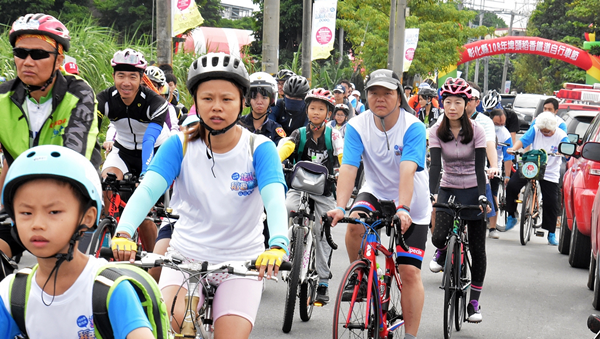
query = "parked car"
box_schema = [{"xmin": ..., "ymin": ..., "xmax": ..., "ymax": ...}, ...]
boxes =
[
  {"xmin": 559, "ymin": 112, "xmax": 600, "ymax": 269},
  {"xmin": 500, "ymin": 93, "xmax": 516, "ymax": 109},
  {"xmin": 513, "ymin": 93, "xmax": 551, "ymax": 131},
  {"xmin": 567, "ymin": 141, "xmax": 600, "ymax": 309}
]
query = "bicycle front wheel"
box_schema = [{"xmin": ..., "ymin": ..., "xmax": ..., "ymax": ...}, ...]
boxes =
[
  {"xmin": 89, "ymin": 218, "xmax": 116, "ymax": 258},
  {"xmin": 299, "ymin": 238, "xmax": 317, "ymax": 321},
  {"xmin": 283, "ymin": 226, "xmax": 304, "ymax": 333},
  {"xmin": 443, "ymin": 235, "xmax": 458, "ymax": 339},
  {"xmin": 454, "ymin": 240, "xmax": 470, "ymax": 331},
  {"xmin": 333, "ymin": 260, "xmax": 380, "ymax": 339},
  {"xmin": 520, "ymin": 182, "xmax": 534, "ymax": 246},
  {"xmin": 387, "ymin": 270, "xmax": 404, "ymax": 337}
]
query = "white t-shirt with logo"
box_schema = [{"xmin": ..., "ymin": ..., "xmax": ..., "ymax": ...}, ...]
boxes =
[
  {"xmin": 519, "ymin": 125, "xmax": 569, "ymax": 183},
  {"xmin": 343, "ymin": 109, "xmax": 432, "ymax": 225}
]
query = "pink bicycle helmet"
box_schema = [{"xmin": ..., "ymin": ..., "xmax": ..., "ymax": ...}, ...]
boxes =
[
  {"xmin": 440, "ymin": 77, "xmax": 472, "ymax": 101},
  {"xmin": 305, "ymin": 88, "xmax": 335, "ymax": 110},
  {"xmin": 111, "ymin": 49, "xmax": 148, "ymax": 72},
  {"xmin": 10, "ymin": 13, "xmax": 71, "ymax": 51}
]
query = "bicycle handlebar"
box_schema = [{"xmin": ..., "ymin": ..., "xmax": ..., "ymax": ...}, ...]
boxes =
[
  {"xmin": 432, "ymin": 202, "xmax": 482, "ymax": 212},
  {"xmin": 100, "ymin": 250, "xmax": 292, "ymax": 281},
  {"xmin": 102, "ymin": 172, "xmax": 138, "ymax": 192},
  {"xmin": 321, "ymin": 214, "xmax": 410, "ymax": 252},
  {"xmin": 154, "ymin": 206, "xmax": 180, "ymax": 220}
]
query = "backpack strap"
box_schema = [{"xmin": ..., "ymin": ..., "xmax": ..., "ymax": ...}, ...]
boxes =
[
  {"xmin": 325, "ymin": 125, "xmax": 334, "ymax": 170},
  {"xmin": 93, "ymin": 265, "xmax": 168, "ymax": 339},
  {"xmin": 296, "ymin": 127, "xmax": 307, "ymax": 164},
  {"xmin": 248, "ymin": 133, "xmax": 256, "ymax": 162},
  {"xmin": 10, "ymin": 265, "xmax": 38, "ymax": 338}
]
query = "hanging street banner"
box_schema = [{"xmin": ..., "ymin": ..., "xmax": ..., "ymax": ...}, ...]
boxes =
[
  {"xmin": 172, "ymin": 0, "xmax": 205, "ymax": 37},
  {"xmin": 403, "ymin": 28, "xmax": 420, "ymax": 72},
  {"xmin": 311, "ymin": 0, "xmax": 338, "ymax": 61}
]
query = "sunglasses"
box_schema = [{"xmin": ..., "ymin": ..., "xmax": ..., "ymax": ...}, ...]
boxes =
[{"xmin": 13, "ymin": 47, "xmax": 58, "ymax": 60}]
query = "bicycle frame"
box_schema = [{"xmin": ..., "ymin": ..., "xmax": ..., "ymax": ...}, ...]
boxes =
[
  {"xmin": 290, "ymin": 190, "xmax": 315, "ymax": 285},
  {"xmin": 344, "ymin": 218, "xmax": 406, "ymax": 337}
]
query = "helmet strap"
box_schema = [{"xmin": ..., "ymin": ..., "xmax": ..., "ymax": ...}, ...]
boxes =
[
  {"xmin": 199, "ymin": 116, "xmax": 240, "ymax": 178},
  {"xmin": 24, "ymin": 54, "xmax": 59, "ymax": 95},
  {"xmin": 372, "ymin": 96, "xmax": 400, "ymax": 151},
  {"xmin": 251, "ymin": 109, "xmax": 269, "ymax": 121},
  {"xmin": 309, "ymin": 120, "xmax": 325, "ymax": 131}
]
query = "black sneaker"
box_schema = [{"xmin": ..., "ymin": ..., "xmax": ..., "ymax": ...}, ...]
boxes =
[
  {"xmin": 341, "ymin": 273, "xmax": 367, "ymax": 302},
  {"xmin": 315, "ymin": 284, "xmax": 329, "ymax": 305}
]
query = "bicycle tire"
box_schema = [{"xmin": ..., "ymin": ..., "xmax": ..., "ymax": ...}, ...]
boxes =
[
  {"xmin": 333, "ymin": 260, "xmax": 380, "ymax": 339},
  {"xmin": 443, "ymin": 235, "xmax": 457, "ymax": 339},
  {"xmin": 455, "ymin": 241, "xmax": 470, "ymax": 331},
  {"xmin": 520, "ymin": 182, "xmax": 534, "ymax": 246},
  {"xmin": 282, "ymin": 226, "xmax": 304, "ymax": 333},
  {"xmin": 386, "ymin": 269, "xmax": 404, "ymax": 337},
  {"xmin": 89, "ymin": 219, "xmax": 116, "ymax": 258},
  {"xmin": 299, "ymin": 239, "xmax": 317, "ymax": 321}
]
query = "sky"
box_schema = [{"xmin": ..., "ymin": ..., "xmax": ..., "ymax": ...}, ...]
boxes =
[{"xmin": 463, "ymin": 0, "xmax": 539, "ymax": 29}]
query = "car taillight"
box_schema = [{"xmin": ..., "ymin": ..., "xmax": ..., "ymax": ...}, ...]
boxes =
[{"xmin": 590, "ymin": 169, "xmax": 600, "ymax": 176}]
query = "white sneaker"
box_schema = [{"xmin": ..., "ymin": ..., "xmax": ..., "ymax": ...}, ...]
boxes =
[
  {"xmin": 429, "ymin": 250, "xmax": 443, "ymax": 273},
  {"xmin": 488, "ymin": 229, "xmax": 500, "ymax": 239}
]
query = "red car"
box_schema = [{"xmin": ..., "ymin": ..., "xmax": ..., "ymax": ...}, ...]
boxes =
[
  {"xmin": 567, "ymin": 141, "xmax": 600, "ymax": 309},
  {"xmin": 558, "ymin": 111, "xmax": 599, "ymax": 268}
]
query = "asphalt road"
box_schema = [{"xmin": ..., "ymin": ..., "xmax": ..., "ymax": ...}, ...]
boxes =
[
  {"xmin": 16, "ymin": 221, "xmax": 594, "ymax": 338},
  {"xmin": 251, "ymin": 222, "xmax": 594, "ymax": 339}
]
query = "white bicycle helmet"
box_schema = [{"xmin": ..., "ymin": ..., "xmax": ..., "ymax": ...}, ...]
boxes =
[
  {"xmin": 186, "ymin": 52, "xmax": 250, "ymax": 97},
  {"xmin": 145, "ymin": 66, "xmax": 166, "ymax": 86},
  {"xmin": 482, "ymin": 90, "xmax": 501, "ymax": 111},
  {"xmin": 247, "ymin": 71, "xmax": 278, "ymax": 105},
  {"xmin": 111, "ymin": 48, "xmax": 147, "ymax": 73}
]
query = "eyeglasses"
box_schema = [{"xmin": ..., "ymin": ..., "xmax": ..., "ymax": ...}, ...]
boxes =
[{"xmin": 13, "ymin": 47, "xmax": 58, "ymax": 60}]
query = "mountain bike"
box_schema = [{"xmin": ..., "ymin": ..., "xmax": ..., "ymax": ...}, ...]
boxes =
[
  {"xmin": 323, "ymin": 200, "xmax": 409, "ymax": 339},
  {"xmin": 108, "ymin": 250, "xmax": 291, "ymax": 338},
  {"xmin": 282, "ymin": 162, "xmax": 336, "ymax": 333},
  {"xmin": 433, "ymin": 196, "xmax": 482, "ymax": 339}
]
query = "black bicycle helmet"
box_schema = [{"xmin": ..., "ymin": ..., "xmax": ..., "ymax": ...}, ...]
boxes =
[
  {"xmin": 419, "ymin": 88, "xmax": 437, "ymax": 99},
  {"xmin": 186, "ymin": 53, "xmax": 250, "ymax": 97},
  {"xmin": 283, "ymin": 75, "xmax": 310, "ymax": 99},
  {"xmin": 276, "ymin": 69, "xmax": 296, "ymax": 82}
]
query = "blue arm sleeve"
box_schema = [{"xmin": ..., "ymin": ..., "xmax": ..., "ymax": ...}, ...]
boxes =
[
  {"xmin": 0, "ymin": 298, "xmax": 21, "ymax": 339},
  {"xmin": 108, "ymin": 281, "xmax": 152, "ymax": 339},
  {"xmin": 141, "ymin": 122, "xmax": 163, "ymax": 174},
  {"xmin": 401, "ymin": 123, "xmax": 427, "ymax": 171},
  {"xmin": 261, "ymin": 183, "xmax": 289, "ymax": 254},
  {"xmin": 502, "ymin": 136, "xmax": 514, "ymax": 162},
  {"xmin": 341, "ymin": 124, "xmax": 364, "ymax": 168},
  {"xmin": 254, "ymin": 141, "xmax": 287, "ymax": 191},
  {"xmin": 519, "ymin": 127, "xmax": 536, "ymax": 148},
  {"xmin": 559, "ymin": 122, "xmax": 567, "ymax": 133},
  {"xmin": 116, "ymin": 171, "xmax": 169, "ymax": 236}
]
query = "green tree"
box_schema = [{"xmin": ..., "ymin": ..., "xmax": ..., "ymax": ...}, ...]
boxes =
[
  {"xmin": 93, "ymin": 0, "xmax": 153, "ymax": 37},
  {"xmin": 197, "ymin": 0, "xmax": 223, "ymax": 27},
  {"xmin": 479, "ymin": 11, "xmax": 507, "ymax": 29},
  {"xmin": 0, "ymin": 0, "xmax": 90, "ymax": 26},
  {"xmin": 217, "ymin": 16, "xmax": 255, "ymax": 30}
]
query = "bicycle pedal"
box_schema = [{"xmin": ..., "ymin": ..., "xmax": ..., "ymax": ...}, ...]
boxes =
[
  {"xmin": 313, "ymin": 301, "xmax": 326, "ymax": 307},
  {"xmin": 535, "ymin": 231, "xmax": 545, "ymax": 237}
]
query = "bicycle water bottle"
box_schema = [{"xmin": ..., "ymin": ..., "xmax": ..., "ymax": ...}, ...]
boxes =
[
  {"xmin": 180, "ymin": 294, "xmax": 199, "ymax": 337},
  {"xmin": 377, "ymin": 264, "xmax": 385, "ymax": 299}
]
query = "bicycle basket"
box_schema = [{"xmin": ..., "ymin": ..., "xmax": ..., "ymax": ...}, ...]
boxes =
[
  {"xmin": 290, "ymin": 161, "xmax": 329, "ymax": 195},
  {"xmin": 518, "ymin": 149, "xmax": 547, "ymax": 180}
]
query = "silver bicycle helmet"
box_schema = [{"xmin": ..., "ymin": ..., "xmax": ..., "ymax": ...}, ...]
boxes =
[
  {"xmin": 186, "ymin": 52, "xmax": 250, "ymax": 97},
  {"xmin": 145, "ymin": 66, "xmax": 166, "ymax": 86},
  {"xmin": 276, "ymin": 69, "xmax": 295, "ymax": 82}
]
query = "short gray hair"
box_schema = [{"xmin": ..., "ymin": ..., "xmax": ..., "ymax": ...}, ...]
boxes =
[{"xmin": 535, "ymin": 111, "xmax": 557, "ymax": 131}]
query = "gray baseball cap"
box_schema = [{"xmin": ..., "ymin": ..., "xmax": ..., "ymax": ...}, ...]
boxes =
[{"xmin": 365, "ymin": 69, "xmax": 401, "ymax": 90}]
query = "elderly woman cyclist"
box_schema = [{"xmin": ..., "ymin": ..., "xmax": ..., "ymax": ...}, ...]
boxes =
[{"xmin": 504, "ymin": 111, "xmax": 568, "ymax": 245}]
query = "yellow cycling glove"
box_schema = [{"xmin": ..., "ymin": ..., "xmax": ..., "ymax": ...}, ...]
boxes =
[
  {"xmin": 111, "ymin": 236, "xmax": 138, "ymax": 253},
  {"xmin": 255, "ymin": 248, "xmax": 287, "ymax": 267}
]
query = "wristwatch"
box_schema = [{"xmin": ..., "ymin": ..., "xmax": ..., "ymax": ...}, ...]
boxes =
[{"xmin": 115, "ymin": 232, "xmax": 133, "ymax": 241}]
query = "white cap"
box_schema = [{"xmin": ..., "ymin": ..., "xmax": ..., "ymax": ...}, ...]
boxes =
[{"xmin": 352, "ymin": 90, "xmax": 361, "ymax": 97}]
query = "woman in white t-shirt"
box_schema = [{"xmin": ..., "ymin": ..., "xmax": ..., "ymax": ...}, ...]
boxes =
[
  {"xmin": 505, "ymin": 111, "xmax": 568, "ymax": 246},
  {"xmin": 111, "ymin": 53, "xmax": 289, "ymax": 338}
]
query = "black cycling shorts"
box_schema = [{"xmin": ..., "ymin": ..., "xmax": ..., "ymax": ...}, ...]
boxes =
[{"xmin": 350, "ymin": 192, "xmax": 428, "ymax": 269}]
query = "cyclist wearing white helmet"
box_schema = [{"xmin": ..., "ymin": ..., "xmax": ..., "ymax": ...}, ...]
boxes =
[
  {"xmin": 96, "ymin": 48, "xmax": 171, "ymax": 252},
  {"xmin": 0, "ymin": 145, "xmax": 153, "ymax": 338},
  {"xmin": 111, "ymin": 53, "xmax": 289, "ymax": 338},
  {"xmin": 481, "ymin": 90, "xmax": 519, "ymax": 143},
  {"xmin": 351, "ymin": 90, "xmax": 365, "ymax": 114},
  {"xmin": 241, "ymin": 72, "xmax": 286, "ymax": 145},
  {"xmin": 145, "ymin": 66, "xmax": 179, "ymax": 132},
  {"xmin": 330, "ymin": 103, "xmax": 350, "ymax": 137},
  {"xmin": 0, "ymin": 13, "xmax": 101, "ymax": 263}
]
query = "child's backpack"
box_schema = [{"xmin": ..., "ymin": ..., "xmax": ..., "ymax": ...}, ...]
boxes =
[
  {"xmin": 9, "ymin": 263, "xmax": 169, "ymax": 339},
  {"xmin": 294, "ymin": 126, "xmax": 334, "ymax": 170}
]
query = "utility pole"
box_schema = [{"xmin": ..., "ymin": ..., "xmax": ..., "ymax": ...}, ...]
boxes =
[
  {"xmin": 483, "ymin": 56, "xmax": 489, "ymax": 93},
  {"xmin": 339, "ymin": 27, "xmax": 344, "ymax": 64},
  {"xmin": 262, "ymin": 0, "xmax": 280, "ymax": 73},
  {"xmin": 387, "ymin": 0, "xmax": 396, "ymax": 69},
  {"xmin": 473, "ymin": 12, "xmax": 483, "ymax": 85},
  {"xmin": 302, "ymin": 0, "xmax": 312, "ymax": 83},
  {"xmin": 391, "ymin": 0, "xmax": 407, "ymax": 76},
  {"xmin": 156, "ymin": 0, "xmax": 172, "ymax": 64},
  {"xmin": 501, "ymin": 12, "xmax": 514, "ymax": 93}
]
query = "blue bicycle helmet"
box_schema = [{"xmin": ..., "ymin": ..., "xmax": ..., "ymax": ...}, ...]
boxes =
[{"xmin": 1, "ymin": 145, "xmax": 103, "ymax": 225}]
